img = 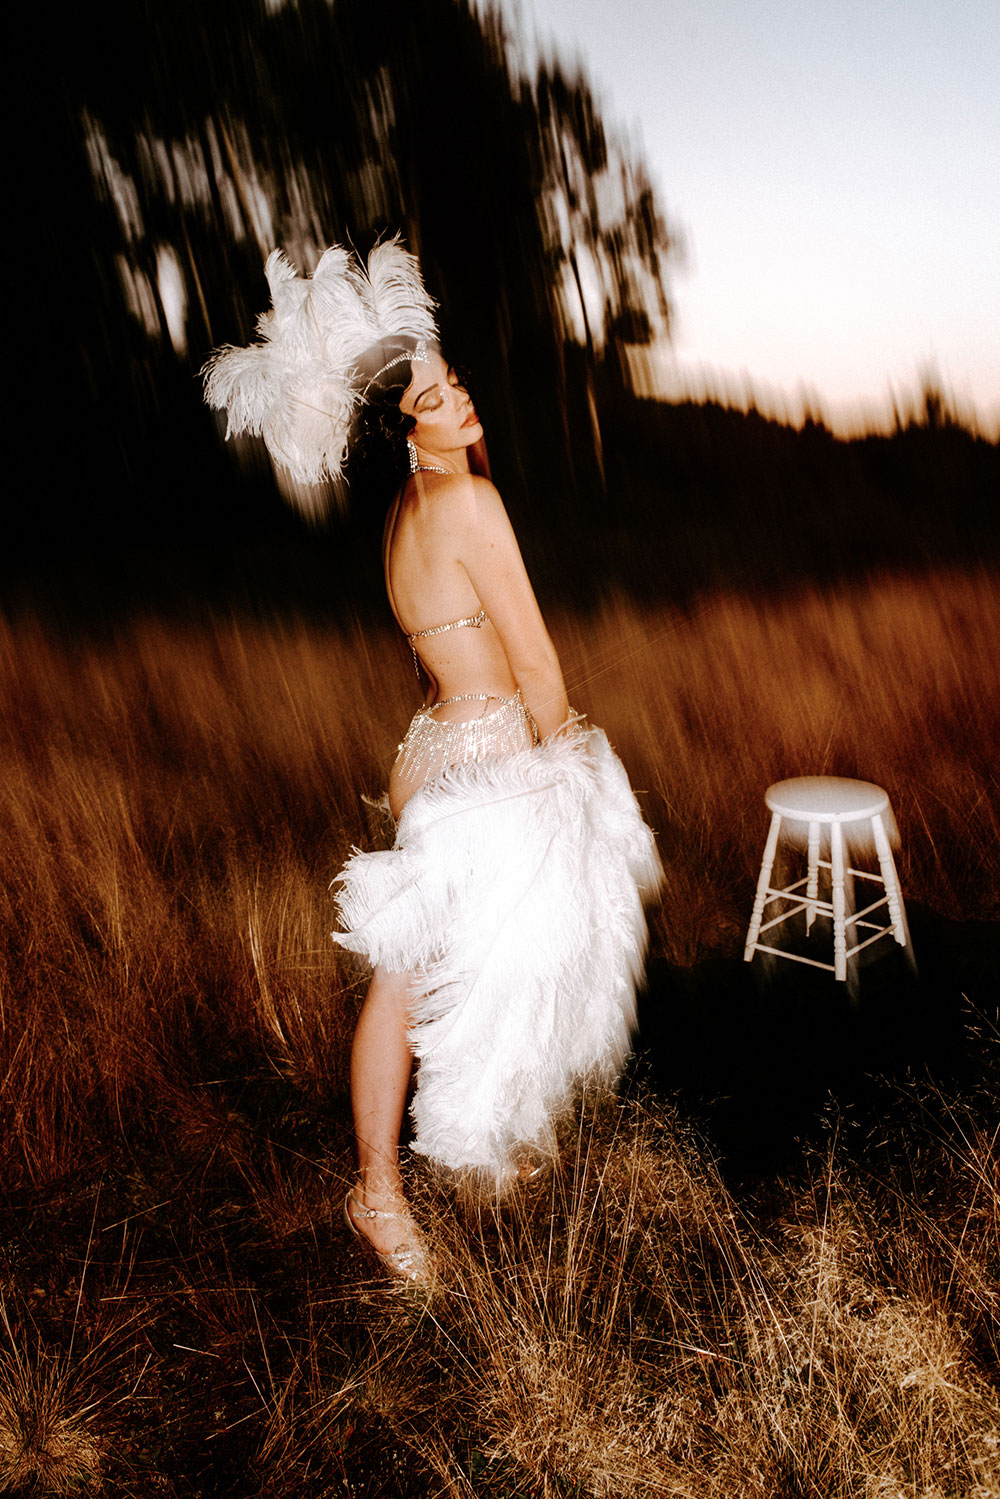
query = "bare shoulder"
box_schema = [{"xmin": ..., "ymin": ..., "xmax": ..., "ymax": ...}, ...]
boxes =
[{"xmin": 425, "ymin": 473, "xmax": 511, "ymax": 537}]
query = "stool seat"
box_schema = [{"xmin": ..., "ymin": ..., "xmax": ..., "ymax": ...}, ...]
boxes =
[
  {"xmin": 766, "ymin": 777, "xmax": 888, "ymax": 823},
  {"xmin": 744, "ymin": 775, "xmax": 910, "ymax": 984}
]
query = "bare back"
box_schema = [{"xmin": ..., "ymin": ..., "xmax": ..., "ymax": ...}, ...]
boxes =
[
  {"xmin": 383, "ymin": 470, "xmax": 570, "ymax": 817},
  {"xmin": 383, "ymin": 472, "xmax": 519, "ymax": 713}
]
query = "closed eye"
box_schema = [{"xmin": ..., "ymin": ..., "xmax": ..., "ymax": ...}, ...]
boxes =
[
  {"xmin": 416, "ymin": 385, "xmax": 444, "ymax": 412},
  {"xmin": 415, "ymin": 367, "xmax": 460, "ymax": 412}
]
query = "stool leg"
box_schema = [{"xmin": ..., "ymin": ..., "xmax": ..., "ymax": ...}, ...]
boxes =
[
  {"xmin": 871, "ymin": 812, "xmax": 907, "ymax": 946},
  {"xmin": 831, "ymin": 819, "xmax": 847, "ymax": 982},
  {"xmin": 806, "ymin": 819, "xmax": 820, "ymax": 932},
  {"xmin": 745, "ymin": 812, "xmax": 782, "ymax": 961}
]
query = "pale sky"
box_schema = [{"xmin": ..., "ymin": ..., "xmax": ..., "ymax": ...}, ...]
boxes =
[{"xmin": 500, "ymin": 0, "xmax": 1000, "ymax": 432}]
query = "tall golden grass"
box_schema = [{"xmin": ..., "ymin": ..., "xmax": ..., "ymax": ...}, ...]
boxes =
[
  {"xmin": 1, "ymin": 569, "xmax": 998, "ymax": 1493},
  {"xmin": 400, "ymin": 1092, "xmax": 1000, "ymax": 1498}
]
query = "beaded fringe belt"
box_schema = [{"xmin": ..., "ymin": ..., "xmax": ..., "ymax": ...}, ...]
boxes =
[{"xmin": 395, "ymin": 690, "xmax": 537, "ymax": 782}]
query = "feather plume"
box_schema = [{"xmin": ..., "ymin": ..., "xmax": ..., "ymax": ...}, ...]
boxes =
[
  {"xmin": 201, "ymin": 237, "xmax": 439, "ymax": 488},
  {"xmin": 349, "ymin": 237, "xmax": 438, "ymax": 352}
]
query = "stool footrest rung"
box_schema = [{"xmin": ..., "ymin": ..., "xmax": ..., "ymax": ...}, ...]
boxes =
[
  {"xmin": 758, "ymin": 899, "xmax": 813, "ymax": 935},
  {"xmin": 811, "ymin": 858, "xmax": 884, "ymax": 883},
  {"xmin": 750, "ymin": 944, "xmax": 839, "ymax": 974},
  {"xmin": 846, "ymin": 924, "xmax": 899, "ymax": 957},
  {"xmin": 751, "ymin": 922, "xmax": 897, "ymax": 971},
  {"xmin": 757, "ymin": 888, "xmax": 891, "ymax": 938},
  {"xmin": 849, "ymin": 893, "xmax": 892, "ymax": 923},
  {"xmin": 744, "ymin": 779, "xmax": 910, "ymax": 983}
]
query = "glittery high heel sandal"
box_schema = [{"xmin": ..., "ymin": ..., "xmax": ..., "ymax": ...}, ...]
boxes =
[
  {"xmin": 494, "ymin": 1155, "xmax": 551, "ymax": 1195},
  {"xmin": 343, "ymin": 1188, "xmax": 435, "ymax": 1285},
  {"xmin": 517, "ymin": 1159, "xmax": 548, "ymax": 1183}
]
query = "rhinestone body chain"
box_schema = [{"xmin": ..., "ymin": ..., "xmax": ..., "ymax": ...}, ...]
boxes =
[{"xmin": 395, "ymin": 690, "xmax": 537, "ymax": 782}]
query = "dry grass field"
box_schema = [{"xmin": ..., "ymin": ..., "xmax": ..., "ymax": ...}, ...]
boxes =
[{"xmin": 1, "ymin": 568, "xmax": 998, "ymax": 1495}]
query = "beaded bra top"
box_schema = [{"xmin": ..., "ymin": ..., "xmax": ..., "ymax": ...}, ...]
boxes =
[{"xmin": 407, "ymin": 608, "xmax": 489, "ymax": 683}]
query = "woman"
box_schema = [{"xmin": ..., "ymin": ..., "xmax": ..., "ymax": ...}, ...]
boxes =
[{"xmin": 205, "ymin": 241, "xmax": 661, "ymax": 1283}]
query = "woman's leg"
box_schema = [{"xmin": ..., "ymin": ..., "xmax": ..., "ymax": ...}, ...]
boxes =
[{"xmin": 348, "ymin": 964, "xmax": 421, "ymax": 1257}]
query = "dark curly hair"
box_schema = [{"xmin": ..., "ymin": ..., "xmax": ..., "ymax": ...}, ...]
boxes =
[
  {"xmin": 348, "ymin": 363, "xmax": 416, "ymax": 498},
  {"xmin": 345, "ymin": 335, "xmax": 429, "ymax": 501}
]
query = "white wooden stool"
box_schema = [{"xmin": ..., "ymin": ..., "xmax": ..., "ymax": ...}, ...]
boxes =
[{"xmin": 744, "ymin": 777, "xmax": 909, "ymax": 982}]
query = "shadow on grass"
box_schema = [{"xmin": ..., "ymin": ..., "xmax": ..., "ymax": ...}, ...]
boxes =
[{"xmin": 635, "ymin": 903, "xmax": 999, "ymax": 1177}]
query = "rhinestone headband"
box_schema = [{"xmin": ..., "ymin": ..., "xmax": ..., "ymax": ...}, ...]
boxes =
[{"xmin": 361, "ymin": 340, "xmax": 432, "ymax": 400}]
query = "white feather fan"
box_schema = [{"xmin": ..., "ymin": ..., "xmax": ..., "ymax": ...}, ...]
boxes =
[{"xmin": 332, "ymin": 727, "xmax": 663, "ymax": 1188}]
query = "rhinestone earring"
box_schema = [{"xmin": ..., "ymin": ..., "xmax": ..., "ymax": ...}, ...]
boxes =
[{"xmin": 407, "ymin": 438, "xmax": 419, "ymax": 473}]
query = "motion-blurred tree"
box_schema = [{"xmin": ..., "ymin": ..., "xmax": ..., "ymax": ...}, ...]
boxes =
[
  {"xmin": 534, "ymin": 60, "xmax": 674, "ymax": 481},
  {"xmin": 40, "ymin": 0, "xmax": 677, "ymax": 563}
]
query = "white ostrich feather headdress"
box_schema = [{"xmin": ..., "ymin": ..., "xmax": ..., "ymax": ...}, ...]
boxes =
[{"xmin": 202, "ymin": 237, "xmax": 439, "ymax": 486}]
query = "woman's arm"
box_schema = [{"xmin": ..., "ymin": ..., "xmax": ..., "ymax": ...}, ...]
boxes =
[{"xmin": 450, "ymin": 476, "xmax": 570, "ymax": 739}]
